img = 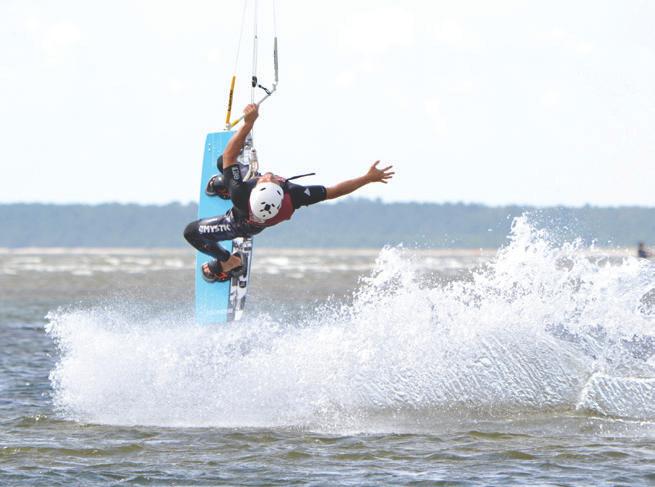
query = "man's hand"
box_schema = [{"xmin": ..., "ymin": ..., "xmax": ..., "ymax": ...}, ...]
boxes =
[
  {"xmin": 365, "ymin": 161, "xmax": 395, "ymax": 184},
  {"xmin": 243, "ymin": 103, "xmax": 259, "ymax": 124},
  {"xmin": 325, "ymin": 161, "xmax": 394, "ymax": 199}
]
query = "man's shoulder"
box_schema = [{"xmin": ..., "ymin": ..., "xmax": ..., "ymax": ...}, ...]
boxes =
[
  {"xmin": 286, "ymin": 182, "xmax": 327, "ymax": 209},
  {"xmin": 224, "ymin": 164, "xmax": 248, "ymax": 183}
]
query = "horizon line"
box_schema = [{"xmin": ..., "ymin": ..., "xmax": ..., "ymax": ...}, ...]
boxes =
[{"xmin": 1, "ymin": 199, "xmax": 655, "ymax": 210}]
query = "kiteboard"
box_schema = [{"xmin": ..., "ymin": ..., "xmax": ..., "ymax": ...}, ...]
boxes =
[
  {"xmin": 195, "ymin": 132, "xmax": 256, "ymax": 324},
  {"xmin": 195, "ymin": 0, "xmax": 278, "ymax": 324}
]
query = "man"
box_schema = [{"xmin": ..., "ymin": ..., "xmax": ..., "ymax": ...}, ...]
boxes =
[
  {"xmin": 184, "ymin": 104, "xmax": 394, "ymax": 282},
  {"xmin": 638, "ymin": 242, "xmax": 653, "ymax": 259}
]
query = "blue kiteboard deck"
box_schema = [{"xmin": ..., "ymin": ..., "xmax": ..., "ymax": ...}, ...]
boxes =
[{"xmin": 195, "ymin": 131, "xmax": 255, "ymax": 324}]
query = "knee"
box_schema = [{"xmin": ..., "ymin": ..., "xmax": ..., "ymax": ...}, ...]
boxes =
[{"xmin": 183, "ymin": 221, "xmax": 199, "ymax": 244}]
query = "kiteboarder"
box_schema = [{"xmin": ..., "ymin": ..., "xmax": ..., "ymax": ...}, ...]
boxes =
[
  {"xmin": 638, "ymin": 242, "xmax": 653, "ymax": 259},
  {"xmin": 184, "ymin": 104, "xmax": 395, "ymax": 282}
]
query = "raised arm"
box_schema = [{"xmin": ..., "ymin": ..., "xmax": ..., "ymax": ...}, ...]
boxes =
[
  {"xmin": 222, "ymin": 104, "xmax": 259, "ymax": 169},
  {"xmin": 325, "ymin": 161, "xmax": 394, "ymax": 200}
]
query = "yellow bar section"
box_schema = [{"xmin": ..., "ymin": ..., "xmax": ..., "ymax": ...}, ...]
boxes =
[{"xmin": 225, "ymin": 75, "xmax": 236, "ymax": 126}]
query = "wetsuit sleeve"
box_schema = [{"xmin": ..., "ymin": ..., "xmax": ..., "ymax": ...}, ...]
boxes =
[
  {"xmin": 223, "ymin": 164, "xmax": 253, "ymax": 214},
  {"xmin": 287, "ymin": 182, "xmax": 327, "ymax": 209}
]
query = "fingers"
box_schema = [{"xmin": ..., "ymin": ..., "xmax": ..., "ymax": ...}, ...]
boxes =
[
  {"xmin": 371, "ymin": 161, "xmax": 392, "ymax": 171},
  {"xmin": 368, "ymin": 161, "xmax": 395, "ymax": 183},
  {"xmin": 243, "ymin": 103, "xmax": 259, "ymax": 124}
]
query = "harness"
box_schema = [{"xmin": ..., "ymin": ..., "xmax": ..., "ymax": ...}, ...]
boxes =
[{"xmin": 285, "ymin": 172, "xmax": 316, "ymax": 182}]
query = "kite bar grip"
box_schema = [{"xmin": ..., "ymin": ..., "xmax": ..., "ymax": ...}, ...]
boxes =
[
  {"xmin": 224, "ymin": 75, "xmax": 237, "ymax": 127},
  {"xmin": 228, "ymin": 85, "xmax": 277, "ymax": 128}
]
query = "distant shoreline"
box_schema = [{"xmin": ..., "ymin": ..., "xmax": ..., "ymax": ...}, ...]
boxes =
[
  {"xmin": 2, "ymin": 200, "xmax": 655, "ymax": 248},
  {"xmin": 0, "ymin": 247, "xmax": 638, "ymax": 258}
]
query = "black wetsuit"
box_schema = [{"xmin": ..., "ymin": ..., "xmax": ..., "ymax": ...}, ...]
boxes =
[{"xmin": 184, "ymin": 164, "xmax": 326, "ymax": 262}]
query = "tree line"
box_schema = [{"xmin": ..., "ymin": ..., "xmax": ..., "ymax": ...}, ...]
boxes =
[{"xmin": 1, "ymin": 201, "xmax": 654, "ymax": 248}]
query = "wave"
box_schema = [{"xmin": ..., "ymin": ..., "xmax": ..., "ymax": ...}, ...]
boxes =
[{"xmin": 46, "ymin": 216, "xmax": 655, "ymax": 431}]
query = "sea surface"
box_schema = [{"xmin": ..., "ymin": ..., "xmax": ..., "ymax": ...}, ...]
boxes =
[{"xmin": 2, "ymin": 218, "xmax": 655, "ymax": 485}]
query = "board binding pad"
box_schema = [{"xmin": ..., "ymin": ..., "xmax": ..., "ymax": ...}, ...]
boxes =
[{"xmin": 195, "ymin": 131, "xmax": 256, "ymax": 324}]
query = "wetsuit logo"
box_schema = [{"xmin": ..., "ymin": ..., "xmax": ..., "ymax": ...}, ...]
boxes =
[
  {"xmin": 231, "ymin": 166, "xmax": 241, "ymax": 181},
  {"xmin": 199, "ymin": 223, "xmax": 230, "ymax": 234}
]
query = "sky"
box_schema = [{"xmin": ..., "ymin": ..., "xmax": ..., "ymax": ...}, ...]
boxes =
[{"xmin": 1, "ymin": 0, "xmax": 654, "ymax": 207}]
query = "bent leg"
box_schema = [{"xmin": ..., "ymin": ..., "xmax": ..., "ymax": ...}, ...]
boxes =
[{"xmin": 183, "ymin": 215, "xmax": 237, "ymax": 262}]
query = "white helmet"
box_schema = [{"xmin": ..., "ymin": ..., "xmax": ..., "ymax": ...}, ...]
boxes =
[{"xmin": 249, "ymin": 182, "xmax": 284, "ymax": 221}]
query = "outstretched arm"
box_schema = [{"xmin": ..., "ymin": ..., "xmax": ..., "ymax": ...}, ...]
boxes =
[
  {"xmin": 222, "ymin": 104, "xmax": 259, "ymax": 169},
  {"xmin": 325, "ymin": 161, "xmax": 394, "ymax": 200}
]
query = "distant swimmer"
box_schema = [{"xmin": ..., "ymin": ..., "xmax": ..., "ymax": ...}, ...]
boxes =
[
  {"xmin": 184, "ymin": 104, "xmax": 394, "ymax": 282},
  {"xmin": 638, "ymin": 242, "xmax": 653, "ymax": 259}
]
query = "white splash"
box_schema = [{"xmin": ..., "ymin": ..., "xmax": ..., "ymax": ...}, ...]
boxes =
[{"xmin": 46, "ymin": 217, "xmax": 655, "ymax": 430}]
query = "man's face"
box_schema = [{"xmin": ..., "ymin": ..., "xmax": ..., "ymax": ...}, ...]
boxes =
[{"xmin": 257, "ymin": 172, "xmax": 284, "ymax": 186}]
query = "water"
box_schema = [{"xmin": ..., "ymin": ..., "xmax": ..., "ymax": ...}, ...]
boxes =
[{"xmin": 2, "ymin": 217, "xmax": 655, "ymax": 485}]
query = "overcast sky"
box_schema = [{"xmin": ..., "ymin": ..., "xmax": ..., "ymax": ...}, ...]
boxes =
[{"xmin": 1, "ymin": 0, "xmax": 654, "ymax": 206}]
